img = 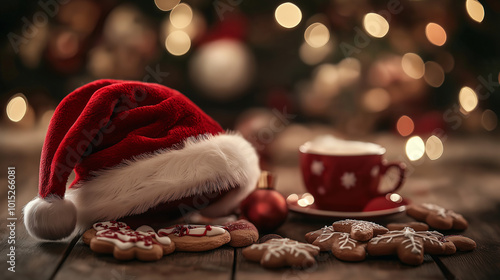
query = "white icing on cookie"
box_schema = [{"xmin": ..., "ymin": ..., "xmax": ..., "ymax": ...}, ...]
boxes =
[
  {"xmin": 96, "ymin": 228, "xmax": 154, "ymax": 250},
  {"xmin": 317, "ymin": 226, "xmax": 335, "ymax": 243},
  {"xmin": 249, "ymin": 238, "xmax": 320, "ymax": 262},
  {"xmin": 158, "ymin": 225, "xmax": 226, "ymax": 237},
  {"xmin": 337, "ymin": 232, "xmax": 357, "ymax": 250},
  {"xmin": 335, "ymin": 219, "xmax": 386, "ymax": 231},
  {"xmin": 136, "ymin": 225, "xmax": 172, "ymax": 245},
  {"xmin": 370, "ymin": 227, "xmax": 444, "ymax": 254},
  {"xmin": 421, "ymin": 203, "xmax": 460, "ymax": 219},
  {"xmin": 92, "ymin": 221, "xmax": 171, "ymax": 249},
  {"xmin": 316, "ymin": 226, "xmax": 358, "ymax": 250},
  {"xmin": 93, "ymin": 221, "xmax": 128, "ymax": 231}
]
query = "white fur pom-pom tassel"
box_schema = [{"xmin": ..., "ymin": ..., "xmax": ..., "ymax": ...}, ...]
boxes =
[{"xmin": 23, "ymin": 196, "xmax": 77, "ymax": 240}]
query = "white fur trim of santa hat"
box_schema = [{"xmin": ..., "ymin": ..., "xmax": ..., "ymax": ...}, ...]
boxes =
[{"xmin": 58, "ymin": 132, "xmax": 260, "ymax": 233}]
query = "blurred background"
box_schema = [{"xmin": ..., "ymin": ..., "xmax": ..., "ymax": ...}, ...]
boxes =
[{"xmin": 1, "ymin": 0, "xmax": 499, "ymax": 179}]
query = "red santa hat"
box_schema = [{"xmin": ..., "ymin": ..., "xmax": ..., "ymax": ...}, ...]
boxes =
[{"xmin": 23, "ymin": 79, "xmax": 260, "ymax": 240}]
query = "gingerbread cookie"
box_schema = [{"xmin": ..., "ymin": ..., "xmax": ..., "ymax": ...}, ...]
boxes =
[
  {"xmin": 387, "ymin": 222, "xmax": 429, "ymax": 231},
  {"xmin": 136, "ymin": 225, "xmax": 176, "ymax": 255},
  {"xmin": 406, "ymin": 203, "xmax": 468, "ymax": 230},
  {"xmin": 222, "ymin": 220, "xmax": 259, "ymax": 247},
  {"xmin": 445, "ymin": 235, "xmax": 476, "ymax": 252},
  {"xmin": 242, "ymin": 238, "xmax": 320, "ymax": 268},
  {"xmin": 158, "ymin": 224, "xmax": 230, "ymax": 251},
  {"xmin": 306, "ymin": 226, "xmax": 367, "ymax": 261},
  {"xmin": 332, "ymin": 219, "xmax": 388, "ymax": 241},
  {"xmin": 83, "ymin": 221, "xmax": 174, "ymax": 261},
  {"xmin": 367, "ymin": 227, "xmax": 448, "ymax": 265},
  {"xmin": 258, "ymin": 234, "xmax": 283, "ymax": 244}
]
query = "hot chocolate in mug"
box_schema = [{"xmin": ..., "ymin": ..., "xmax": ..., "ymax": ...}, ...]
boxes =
[{"xmin": 299, "ymin": 136, "xmax": 406, "ymax": 212}]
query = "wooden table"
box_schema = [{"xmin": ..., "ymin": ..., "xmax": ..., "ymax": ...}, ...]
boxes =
[{"xmin": 1, "ymin": 134, "xmax": 500, "ymax": 280}]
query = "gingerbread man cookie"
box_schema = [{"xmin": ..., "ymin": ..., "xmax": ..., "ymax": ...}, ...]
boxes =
[
  {"xmin": 158, "ymin": 224, "xmax": 230, "ymax": 251},
  {"xmin": 242, "ymin": 238, "xmax": 320, "ymax": 268},
  {"xmin": 222, "ymin": 220, "xmax": 259, "ymax": 247},
  {"xmin": 82, "ymin": 221, "xmax": 174, "ymax": 261},
  {"xmin": 406, "ymin": 203, "xmax": 468, "ymax": 230},
  {"xmin": 135, "ymin": 225, "xmax": 176, "ymax": 255},
  {"xmin": 305, "ymin": 226, "xmax": 367, "ymax": 261},
  {"xmin": 366, "ymin": 227, "xmax": 448, "ymax": 265},
  {"xmin": 332, "ymin": 219, "xmax": 388, "ymax": 241}
]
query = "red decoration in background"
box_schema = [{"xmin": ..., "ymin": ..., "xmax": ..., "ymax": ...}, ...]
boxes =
[
  {"xmin": 240, "ymin": 171, "xmax": 288, "ymax": 233},
  {"xmin": 196, "ymin": 13, "xmax": 248, "ymax": 46}
]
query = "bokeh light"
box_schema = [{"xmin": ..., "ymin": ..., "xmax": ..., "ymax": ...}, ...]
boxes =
[
  {"xmin": 363, "ymin": 88, "xmax": 391, "ymax": 112},
  {"xmin": 286, "ymin": 193, "xmax": 299, "ymax": 203},
  {"xmin": 406, "ymin": 136, "xmax": 425, "ymax": 161},
  {"xmin": 425, "ymin": 135, "xmax": 444, "ymax": 160},
  {"xmin": 312, "ymin": 63, "xmax": 340, "ymax": 97},
  {"xmin": 297, "ymin": 198, "xmax": 308, "ymax": 207},
  {"xmin": 459, "ymin": 86, "xmax": 478, "ymax": 113},
  {"xmin": 402, "ymin": 53, "xmax": 425, "ymax": 79},
  {"xmin": 165, "ymin": 30, "xmax": 191, "ymax": 56},
  {"xmin": 299, "ymin": 41, "xmax": 333, "ymax": 65},
  {"xmin": 338, "ymin": 57, "xmax": 361, "ymax": 86},
  {"xmin": 302, "ymin": 193, "xmax": 315, "ymax": 205},
  {"xmin": 155, "ymin": 0, "xmax": 180, "ymax": 12},
  {"xmin": 425, "ymin": 23, "xmax": 447, "ymax": 46},
  {"xmin": 297, "ymin": 193, "xmax": 314, "ymax": 207},
  {"xmin": 170, "ymin": 3, "xmax": 193, "ymax": 29},
  {"xmin": 397, "ymin": 115, "xmax": 415, "ymax": 136},
  {"xmin": 275, "ymin": 2, "xmax": 302, "ymax": 28},
  {"xmin": 481, "ymin": 109, "xmax": 498, "ymax": 131},
  {"xmin": 304, "ymin": 23, "xmax": 330, "ymax": 48},
  {"xmin": 6, "ymin": 94, "xmax": 28, "ymax": 122},
  {"xmin": 466, "ymin": 0, "xmax": 485, "ymax": 23},
  {"xmin": 363, "ymin": 13, "xmax": 389, "ymax": 38},
  {"xmin": 389, "ymin": 193, "xmax": 403, "ymax": 203},
  {"xmin": 189, "ymin": 39, "xmax": 255, "ymax": 100},
  {"xmin": 162, "ymin": 9, "xmax": 206, "ymax": 42},
  {"xmin": 424, "ymin": 61, "xmax": 445, "ymax": 87}
]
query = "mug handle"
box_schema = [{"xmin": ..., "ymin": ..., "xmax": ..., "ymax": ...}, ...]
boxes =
[{"xmin": 375, "ymin": 161, "xmax": 406, "ymax": 196}]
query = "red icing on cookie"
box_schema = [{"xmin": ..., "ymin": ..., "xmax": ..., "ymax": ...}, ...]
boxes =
[
  {"xmin": 159, "ymin": 225, "xmax": 214, "ymax": 237},
  {"xmin": 97, "ymin": 228, "xmax": 155, "ymax": 246}
]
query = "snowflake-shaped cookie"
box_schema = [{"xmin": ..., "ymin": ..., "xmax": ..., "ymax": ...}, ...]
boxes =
[
  {"xmin": 366, "ymin": 227, "xmax": 447, "ymax": 265},
  {"xmin": 406, "ymin": 203, "xmax": 468, "ymax": 230},
  {"xmin": 242, "ymin": 238, "xmax": 320, "ymax": 268},
  {"xmin": 305, "ymin": 226, "xmax": 367, "ymax": 261},
  {"xmin": 332, "ymin": 219, "xmax": 388, "ymax": 241}
]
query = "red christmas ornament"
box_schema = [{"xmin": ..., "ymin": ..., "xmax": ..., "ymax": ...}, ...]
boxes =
[{"xmin": 240, "ymin": 171, "xmax": 288, "ymax": 233}]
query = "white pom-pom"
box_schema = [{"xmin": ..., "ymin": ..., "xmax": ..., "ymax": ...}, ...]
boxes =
[{"xmin": 23, "ymin": 196, "xmax": 77, "ymax": 240}]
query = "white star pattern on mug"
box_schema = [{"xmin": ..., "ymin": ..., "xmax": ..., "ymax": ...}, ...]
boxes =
[
  {"xmin": 311, "ymin": 160, "xmax": 324, "ymax": 176},
  {"xmin": 341, "ymin": 172, "xmax": 356, "ymax": 189}
]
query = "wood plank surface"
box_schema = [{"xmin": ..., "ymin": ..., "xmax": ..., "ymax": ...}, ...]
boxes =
[
  {"xmin": 435, "ymin": 210, "xmax": 500, "ymax": 280},
  {"xmin": 54, "ymin": 239, "xmax": 234, "ymax": 280},
  {"xmin": 2, "ymin": 135, "xmax": 500, "ymax": 280},
  {"xmin": 234, "ymin": 214, "xmax": 447, "ymax": 280},
  {"xmin": 0, "ymin": 152, "xmax": 78, "ymax": 280}
]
